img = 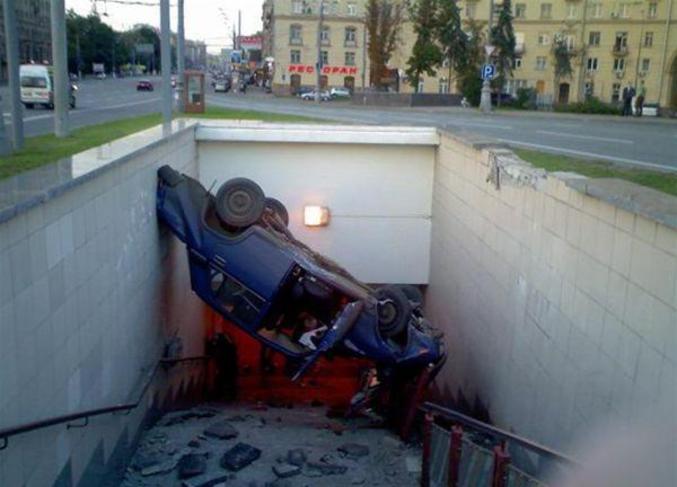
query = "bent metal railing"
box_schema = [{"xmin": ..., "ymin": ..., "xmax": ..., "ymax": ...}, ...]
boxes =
[
  {"xmin": 0, "ymin": 356, "xmax": 211, "ymax": 452},
  {"xmin": 419, "ymin": 402, "xmax": 579, "ymax": 487}
]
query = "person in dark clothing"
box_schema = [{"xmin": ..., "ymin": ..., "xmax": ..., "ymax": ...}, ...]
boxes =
[
  {"xmin": 635, "ymin": 81, "xmax": 646, "ymax": 116},
  {"xmin": 622, "ymin": 85, "xmax": 635, "ymax": 116}
]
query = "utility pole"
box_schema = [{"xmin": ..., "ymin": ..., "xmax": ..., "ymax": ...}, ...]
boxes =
[
  {"xmin": 160, "ymin": 0, "xmax": 172, "ymax": 129},
  {"xmin": 3, "ymin": 0, "xmax": 23, "ymax": 150},
  {"xmin": 361, "ymin": 20, "xmax": 367, "ymax": 104},
  {"xmin": 177, "ymin": 0, "xmax": 186, "ymax": 112},
  {"xmin": 76, "ymin": 31, "xmax": 82, "ymax": 79},
  {"xmin": 633, "ymin": 8, "xmax": 646, "ymax": 87},
  {"xmin": 575, "ymin": 0, "xmax": 589, "ymax": 102},
  {"xmin": 316, "ymin": 0, "xmax": 325, "ymax": 103},
  {"xmin": 238, "ymin": 10, "xmax": 242, "ymax": 50},
  {"xmin": 479, "ymin": 0, "xmax": 495, "ymax": 114},
  {"xmin": 50, "ymin": 0, "xmax": 69, "ymax": 137}
]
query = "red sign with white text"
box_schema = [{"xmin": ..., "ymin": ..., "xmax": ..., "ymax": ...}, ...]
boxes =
[{"xmin": 288, "ymin": 65, "xmax": 358, "ymax": 75}]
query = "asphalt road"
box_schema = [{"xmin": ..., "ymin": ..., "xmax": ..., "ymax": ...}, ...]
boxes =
[
  {"xmin": 2, "ymin": 77, "xmax": 675, "ymax": 171},
  {"xmin": 0, "ymin": 76, "xmax": 162, "ymax": 138}
]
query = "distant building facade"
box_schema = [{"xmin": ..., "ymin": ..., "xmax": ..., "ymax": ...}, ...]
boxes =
[
  {"xmin": 262, "ymin": 0, "xmax": 677, "ymax": 108},
  {"xmin": 0, "ymin": 0, "xmax": 52, "ymax": 80},
  {"xmin": 185, "ymin": 40, "xmax": 207, "ymax": 70}
]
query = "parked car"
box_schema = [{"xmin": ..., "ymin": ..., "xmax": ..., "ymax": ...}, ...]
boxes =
[
  {"xmin": 20, "ymin": 64, "xmax": 76, "ymax": 109},
  {"xmin": 136, "ymin": 79, "xmax": 154, "ymax": 91},
  {"xmin": 156, "ymin": 168, "xmax": 445, "ymax": 396},
  {"xmin": 214, "ymin": 79, "xmax": 231, "ymax": 93},
  {"xmin": 301, "ymin": 90, "xmax": 331, "ymax": 101},
  {"xmin": 491, "ymin": 92, "xmax": 516, "ymax": 105},
  {"xmin": 330, "ymin": 87, "xmax": 352, "ymax": 99},
  {"xmin": 95, "ymin": 72, "xmax": 107, "ymax": 80}
]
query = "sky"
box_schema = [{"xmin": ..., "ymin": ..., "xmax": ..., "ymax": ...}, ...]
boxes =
[{"xmin": 65, "ymin": 0, "xmax": 264, "ymax": 53}]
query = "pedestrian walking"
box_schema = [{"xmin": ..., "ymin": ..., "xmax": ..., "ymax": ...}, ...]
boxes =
[
  {"xmin": 622, "ymin": 85, "xmax": 634, "ymax": 116},
  {"xmin": 635, "ymin": 81, "xmax": 646, "ymax": 117}
]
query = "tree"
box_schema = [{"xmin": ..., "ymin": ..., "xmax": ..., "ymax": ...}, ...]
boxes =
[
  {"xmin": 490, "ymin": 0, "xmax": 516, "ymax": 105},
  {"xmin": 406, "ymin": 0, "xmax": 442, "ymax": 92},
  {"xmin": 552, "ymin": 34, "xmax": 574, "ymax": 103},
  {"xmin": 457, "ymin": 20, "xmax": 485, "ymax": 106},
  {"xmin": 435, "ymin": 0, "xmax": 467, "ymax": 93},
  {"xmin": 365, "ymin": 0, "xmax": 404, "ymax": 90}
]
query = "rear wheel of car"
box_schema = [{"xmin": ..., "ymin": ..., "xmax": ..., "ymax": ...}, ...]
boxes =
[
  {"xmin": 215, "ymin": 178, "xmax": 266, "ymax": 228},
  {"xmin": 265, "ymin": 197, "xmax": 289, "ymax": 226},
  {"xmin": 375, "ymin": 285, "xmax": 411, "ymax": 338}
]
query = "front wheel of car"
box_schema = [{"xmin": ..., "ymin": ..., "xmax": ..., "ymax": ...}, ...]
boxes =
[
  {"xmin": 375, "ymin": 285, "xmax": 411, "ymax": 338},
  {"xmin": 215, "ymin": 177, "xmax": 266, "ymax": 228},
  {"xmin": 265, "ymin": 197, "xmax": 289, "ymax": 226}
]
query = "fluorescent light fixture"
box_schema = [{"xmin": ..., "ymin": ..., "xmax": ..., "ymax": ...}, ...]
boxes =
[{"xmin": 304, "ymin": 205, "xmax": 330, "ymax": 227}]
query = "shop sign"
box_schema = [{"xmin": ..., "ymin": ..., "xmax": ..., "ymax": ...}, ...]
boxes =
[{"xmin": 288, "ymin": 65, "xmax": 358, "ymax": 75}]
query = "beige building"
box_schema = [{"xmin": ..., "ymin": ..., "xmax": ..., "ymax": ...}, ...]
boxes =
[{"xmin": 263, "ymin": 0, "xmax": 677, "ymax": 108}]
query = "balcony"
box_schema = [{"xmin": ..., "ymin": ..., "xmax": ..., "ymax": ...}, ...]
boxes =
[
  {"xmin": 612, "ymin": 45, "xmax": 629, "ymax": 56},
  {"xmin": 344, "ymin": 39, "xmax": 357, "ymax": 48},
  {"xmin": 289, "ymin": 37, "xmax": 303, "ymax": 46}
]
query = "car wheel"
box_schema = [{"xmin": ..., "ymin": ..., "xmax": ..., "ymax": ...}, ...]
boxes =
[
  {"xmin": 398, "ymin": 285, "xmax": 423, "ymax": 309},
  {"xmin": 265, "ymin": 197, "xmax": 289, "ymax": 227},
  {"xmin": 375, "ymin": 285, "xmax": 411, "ymax": 338},
  {"xmin": 24, "ymin": 103, "xmax": 34, "ymax": 109},
  {"xmin": 215, "ymin": 177, "xmax": 266, "ymax": 228}
]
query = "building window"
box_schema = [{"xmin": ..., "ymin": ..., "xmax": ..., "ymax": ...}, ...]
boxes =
[
  {"xmin": 644, "ymin": 32, "xmax": 653, "ymax": 48},
  {"xmin": 290, "ymin": 50, "xmax": 301, "ymax": 63},
  {"xmin": 331, "ymin": 1, "xmax": 339, "ymax": 14},
  {"xmin": 439, "ymin": 78, "xmax": 449, "ymax": 94},
  {"xmin": 345, "ymin": 26, "xmax": 357, "ymax": 46},
  {"xmin": 347, "ymin": 2, "xmax": 357, "ymax": 16},
  {"xmin": 417, "ymin": 79, "xmax": 425, "ymax": 93},
  {"xmin": 321, "ymin": 2, "xmax": 330, "ymax": 14},
  {"xmin": 538, "ymin": 32, "xmax": 550, "ymax": 46},
  {"xmin": 619, "ymin": 3, "xmax": 630, "ymax": 18},
  {"xmin": 290, "ymin": 24, "xmax": 302, "ymax": 45},
  {"xmin": 321, "ymin": 25, "xmax": 330, "ymax": 45},
  {"xmin": 292, "ymin": 0, "xmax": 303, "ymax": 14},
  {"xmin": 591, "ymin": 3, "xmax": 602, "ymax": 18},
  {"xmin": 641, "ymin": 58, "xmax": 650, "ymax": 72},
  {"xmin": 587, "ymin": 57, "xmax": 598, "ymax": 71},
  {"xmin": 613, "ymin": 58, "xmax": 625, "ymax": 72},
  {"xmin": 513, "ymin": 57, "xmax": 522, "ymax": 69},
  {"xmin": 515, "ymin": 3, "xmax": 526, "ymax": 18},
  {"xmin": 505, "ymin": 79, "xmax": 527, "ymax": 96},
  {"xmin": 321, "ymin": 50, "xmax": 329, "ymax": 65},
  {"xmin": 536, "ymin": 56, "xmax": 547, "ymax": 70},
  {"xmin": 540, "ymin": 3, "xmax": 552, "ymax": 19},
  {"xmin": 566, "ymin": 3, "xmax": 577, "ymax": 19},
  {"xmin": 345, "ymin": 51, "xmax": 356, "ymax": 66},
  {"xmin": 589, "ymin": 31, "xmax": 601, "ymax": 46},
  {"xmin": 648, "ymin": 2, "xmax": 657, "ymax": 18},
  {"xmin": 612, "ymin": 82, "xmax": 621, "ymax": 102},
  {"xmin": 465, "ymin": 2, "xmax": 476, "ymax": 18}
]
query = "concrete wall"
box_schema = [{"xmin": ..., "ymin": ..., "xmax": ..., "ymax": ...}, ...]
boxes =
[
  {"xmin": 426, "ymin": 132, "xmax": 677, "ymax": 453},
  {"xmin": 0, "ymin": 126, "xmax": 204, "ymax": 486},
  {"xmin": 197, "ymin": 123, "xmax": 438, "ymax": 285}
]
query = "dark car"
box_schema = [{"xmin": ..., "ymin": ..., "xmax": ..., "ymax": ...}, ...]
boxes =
[
  {"xmin": 136, "ymin": 79, "xmax": 154, "ymax": 91},
  {"xmin": 156, "ymin": 167, "xmax": 445, "ymax": 396},
  {"xmin": 491, "ymin": 92, "xmax": 516, "ymax": 105}
]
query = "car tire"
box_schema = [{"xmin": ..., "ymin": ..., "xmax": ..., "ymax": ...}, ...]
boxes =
[
  {"xmin": 215, "ymin": 177, "xmax": 266, "ymax": 228},
  {"xmin": 24, "ymin": 103, "xmax": 34, "ymax": 109},
  {"xmin": 375, "ymin": 285, "xmax": 411, "ymax": 338},
  {"xmin": 265, "ymin": 197, "xmax": 289, "ymax": 227},
  {"xmin": 398, "ymin": 285, "xmax": 423, "ymax": 308}
]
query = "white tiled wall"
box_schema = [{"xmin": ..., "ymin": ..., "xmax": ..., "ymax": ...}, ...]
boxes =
[
  {"xmin": 427, "ymin": 133, "xmax": 677, "ymax": 453},
  {"xmin": 0, "ymin": 130, "xmax": 199, "ymax": 486}
]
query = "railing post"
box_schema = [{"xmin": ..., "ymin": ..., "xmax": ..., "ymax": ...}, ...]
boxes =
[
  {"xmin": 401, "ymin": 363, "xmax": 434, "ymax": 440},
  {"xmin": 491, "ymin": 441, "xmax": 511, "ymax": 487},
  {"xmin": 447, "ymin": 425, "xmax": 463, "ymax": 487},
  {"xmin": 420, "ymin": 412, "xmax": 435, "ymax": 487}
]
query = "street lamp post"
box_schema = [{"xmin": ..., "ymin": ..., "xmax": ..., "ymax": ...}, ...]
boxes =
[
  {"xmin": 316, "ymin": 0, "xmax": 325, "ymax": 104},
  {"xmin": 3, "ymin": 0, "xmax": 24, "ymax": 150},
  {"xmin": 177, "ymin": 0, "xmax": 186, "ymax": 112},
  {"xmin": 50, "ymin": 0, "xmax": 70, "ymax": 137},
  {"xmin": 479, "ymin": 0, "xmax": 495, "ymax": 114},
  {"xmin": 160, "ymin": 0, "xmax": 172, "ymax": 129}
]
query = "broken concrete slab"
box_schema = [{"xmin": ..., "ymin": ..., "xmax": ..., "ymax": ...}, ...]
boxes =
[
  {"xmin": 272, "ymin": 463, "xmax": 301, "ymax": 478},
  {"xmin": 305, "ymin": 462, "xmax": 348, "ymax": 476},
  {"xmin": 181, "ymin": 473, "xmax": 232, "ymax": 487},
  {"xmin": 286, "ymin": 448, "xmax": 307, "ymax": 466},
  {"xmin": 203, "ymin": 420, "xmax": 239, "ymax": 440},
  {"xmin": 220, "ymin": 442, "xmax": 262, "ymax": 471},
  {"xmin": 338, "ymin": 443, "xmax": 370, "ymax": 459},
  {"xmin": 178, "ymin": 453, "xmax": 208, "ymax": 479},
  {"xmin": 140, "ymin": 458, "xmax": 178, "ymax": 476}
]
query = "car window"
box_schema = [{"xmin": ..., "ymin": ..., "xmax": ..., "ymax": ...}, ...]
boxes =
[
  {"xmin": 209, "ymin": 269, "xmax": 265, "ymax": 324},
  {"xmin": 20, "ymin": 76, "xmax": 47, "ymax": 88}
]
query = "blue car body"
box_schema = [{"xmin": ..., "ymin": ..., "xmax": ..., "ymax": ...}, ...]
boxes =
[{"xmin": 156, "ymin": 166, "xmax": 444, "ymax": 379}]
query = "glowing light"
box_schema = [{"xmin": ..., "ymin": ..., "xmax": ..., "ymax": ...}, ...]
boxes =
[{"xmin": 303, "ymin": 205, "xmax": 330, "ymax": 227}]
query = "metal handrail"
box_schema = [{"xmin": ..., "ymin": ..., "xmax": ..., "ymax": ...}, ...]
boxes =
[
  {"xmin": 420, "ymin": 401, "xmax": 579, "ymax": 466},
  {"xmin": 0, "ymin": 355, "xmax": 211, "ymax": 451}
]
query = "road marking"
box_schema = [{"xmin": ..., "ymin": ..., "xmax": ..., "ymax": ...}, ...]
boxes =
[
  {"xmin": 536, "ymin": 130, "xmax": 634, "ymax": 144},
  {"xmin": 497, "ymin": 139, "xmax": 676, "ymax": 172}
]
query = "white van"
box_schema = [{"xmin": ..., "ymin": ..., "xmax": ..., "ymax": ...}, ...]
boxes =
[{"xmin": 20, "ymin": 64, "xmax": 76, "ymax": 109}]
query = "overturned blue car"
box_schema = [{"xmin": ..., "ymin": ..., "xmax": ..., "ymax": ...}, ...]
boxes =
[{"xmin": 156, "ymin": 165, "xmax": 445, "ymax": 392}]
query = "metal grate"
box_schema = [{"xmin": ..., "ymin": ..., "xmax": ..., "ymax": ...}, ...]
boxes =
[
  {"xmin": 430, "ymin": 424, "xmax": 451, "ymax": 487},
  {"xmin": 507, "ymin": 465, "xmax": 549, "ymax": 487},
  {"xmin": 458, "ymin": 438, "xmax": 494, "ymax": 487}
]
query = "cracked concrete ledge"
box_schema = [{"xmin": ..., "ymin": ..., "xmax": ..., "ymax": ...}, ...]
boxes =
[
  {"xmin": 489, "ymin": 149, "xmax": 548, "ymax": 189},
  {"xmin": 565, "ymin": 177, "xmax": 677, "ymax": 230}
]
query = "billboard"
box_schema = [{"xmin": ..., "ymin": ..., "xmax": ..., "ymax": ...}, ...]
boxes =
[
  {"xmin": 92, "ymin": 63, "xmax": 104, "ymax": 73},
  {"xmin": 237, "ymin": 35, "xmax": 262, "ymax": 50}
]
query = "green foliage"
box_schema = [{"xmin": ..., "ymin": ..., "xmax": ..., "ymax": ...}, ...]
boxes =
[
  {"xmin": 436, "ymin": 0, "xmax": 467, "ymax": 91},
  {"xmin": 553, "ymin": 97, "xmax": 621, "ymax": 115},
  {"xmin": 366, "ymin": 0, "xmax": 404, "ymax": 89},
  {"xmin": 490, "ymin": 0, "xmax": 516, "ymax": 95},
  {"xmin": 515, "ymin": 87, "xmax": 537, "ymax": 109},
  {"xmin": 406, "ymin": 0, "xmax": 442, "ymax": 91},
  {"xmin": 552, "ymin": 36, "xmax": 574, "ymax": 80},
  {"xmin": 457, "ymin": 20, "xmax": 485, "ymax": 105}
]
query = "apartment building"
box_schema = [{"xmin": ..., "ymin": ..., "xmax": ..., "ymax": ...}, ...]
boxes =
[
  {"xmin": 263, "ymin": 0, "xmax": 677, "ymax": 108},
  {"xmin": 0, "ymin": 0, "xmax": 52, "ymax": 81}
]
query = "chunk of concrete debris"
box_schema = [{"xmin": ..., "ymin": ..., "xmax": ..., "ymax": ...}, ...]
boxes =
[
  {"xmin": 272, "ymin": 463, "xmax": 301, "ymax": 478},
  {"xmin": 351, "ymin": 474, "xmax": 367, "ymax": 485},
  {"xmin": 338, "ymin": 443, "xmax": 370, "ymax": 459},
  {"xmin": 188, "ymin": 439, "xmax": 201, "ymax": 448},
  {"xmin": 220, "ymin": 443, "xmax": 262, "ymax": 471},
  {"xmin": 181, "ymin": 474, "xmax": 232, "ymax": 487},
  {"xmin": 286, "ymin": 448, "xmax": 307, "ymax": 466},
  {"xmin": 178, "ymin": 453, "xmax": 207, "ymax": 479},
  {"xmin": 405, "ymin": 456, "xmax": 421, "ymax": 473},
  {"xmin": 265, "ymin": 480, "xmax": 292, "ymax": 487},
  {"xmin": 305, "ymin": 462, "xmax": 348, "ymax": 476},
  {"xmin": 204, "ymin": 421, "xmax": 239, "ymax": 440},
  {"xmin": 140, "ymin": 458, "xmax": 178, "ymax": 476},
  {"xmin": 131, "ymin": 450, "xmax": 161, "ymax": 471}
]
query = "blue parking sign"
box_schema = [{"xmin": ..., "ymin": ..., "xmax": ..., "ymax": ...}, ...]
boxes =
[{"xmin": 481, "ymin": 63, "xmax": 496, "ymax": 80}]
